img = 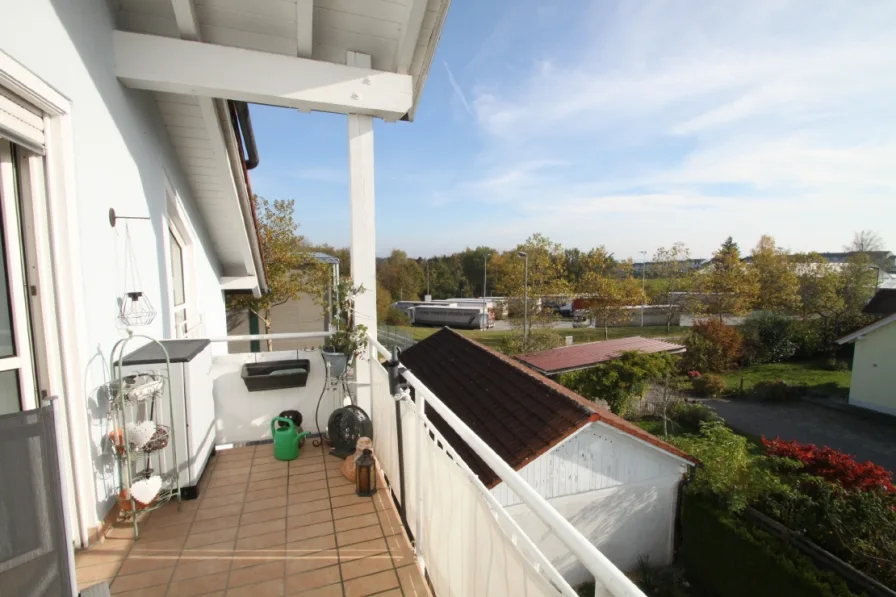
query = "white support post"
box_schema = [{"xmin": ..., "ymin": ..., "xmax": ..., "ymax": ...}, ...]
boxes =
[{"xmin": 348, "ymin": 51, "xmax": 377, "ymax": 415}]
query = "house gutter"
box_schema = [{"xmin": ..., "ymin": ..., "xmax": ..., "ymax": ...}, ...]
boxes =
[{"xmin": 223, "ymin": 100, "xmax": 268, "ymax": 295}]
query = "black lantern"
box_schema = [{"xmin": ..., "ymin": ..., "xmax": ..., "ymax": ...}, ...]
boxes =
[{"xmin": 355, "ymin": 449, "xmax": 376, "ymax": 497}]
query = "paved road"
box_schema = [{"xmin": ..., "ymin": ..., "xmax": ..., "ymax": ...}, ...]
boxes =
[{"xmin": 707, "ymin": 398, "xmax": 896, "ymax": 473}]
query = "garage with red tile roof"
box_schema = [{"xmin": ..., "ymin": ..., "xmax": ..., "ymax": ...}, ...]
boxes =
[{"xmin": 516, "ymin": 336, "xmax": 685, "ymax": 376}]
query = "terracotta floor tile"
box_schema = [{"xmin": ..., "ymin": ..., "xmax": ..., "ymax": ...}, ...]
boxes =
[
  {"xmin": 208, "ymin": 474, "xmax": 250, "ymax": 489},
  {"xmin": 336, "ymin": 525, "xmax": 383, "ymax": 547},
  {"xmin": 286, "ymin": 508, "xmax": 332, "ymax": 529},
  {"xmin": 287, "ymin": 488, "xmax": 329, "ymax": 504},
  {"xmin": 143, "ymin": 506, "xmax": 198, "ymax": 529},
  {"xmin": 243, "ymin": 496, "xmax": 288, "ymax": 514},
  {"xmin": 129, "ymin": 535, "xmax": 186, "ymax": 554},
  {"xmin": 334, "ymin": 513, "xmax": 379, "ymax": 534},
  {"xmin": 205, "ymin": 483, "xmax": 249, "ymax": 498},
  {"xmin": 286, "ymin": 521, "xmax": 335, "ymax": 543},
  {"xmin": 240, "ymin": 506, "xmax": 288, "ymax": 526},
  {"xmin": 342, "ymin": 569, "xmax": 399, "ymax": 597},
  {"xmin": 329, "ymin": 494, "xmax": 371, "ymax": 509},
  {"xmin": 185, "ymin": 526, "xmax": 240, "ymax": 549},
  {"xmin": 181, "ymin": 539, "xmax": 236, "ymax": 558},
  {"xmin": 115, "ymin": 553, "xmax": 178, "ymax": 577},
  {"xmin": 230, "ymin": 545, "xmax": 286, "ymax": 571},
  {"xmin": 375, "ymin": 591, "xmax": 402, "ymax": 597},
  {"xmin": 171, "ymin": 556, "xmax": 232, "ymax": 582},
  {"xmin": 201, "ymin": 492, "xmax": 247, "ymax": 510},
  {"xmin": 331, "ymin": 503, "xmax": 375, "ymax": 520},
  {"xmin": 397, "ymin": 564, "xmax": 430, "ymax": 597},
  {"xmin": 287, "ymin": 479, "xmax": 328, "ymax": 494},
  {"xmin": 109, "ymin": 586, "xmax": 169, "ymax": 597},
  {"xmin": 287, "ymin": 584, "xmax": 342, "ymax": 597},
  {"xmin": 284, "ymin": 565, "xmax": 341, "ymax": 594},
  {"xmin": 246, "ymin": 487, "xmax": 288, "ymax": 503},
  {"xmin": 327, "ymin": 483, "xmax": 356, "ymax": 497},
  {"xmin": 195, "ymin": 503, "xmax": 244, "ymax": 521},
  {"xmin": 225, "ymin": 577, "xmax": 285, "ymax": 597},
  {"xmin": 253, "ymin": 460, "xmax": 290, "ymax": 473},
  {"xmin": 136, "ymin": 521, "xmax": 191, "ymax": 542},
  {"xmin": 284, "ymin": 550, "xmax": 340, "ymax": 576},
  {"xmin": 285, "ymin": 533, "xmax": 336, "ymax": 555},
  {"xmin": 74, "ymin": 560, "xmax": 123, "ymax": 585},
  {"xmin": 213, "ymin": 465, "xmax": 252, "ymax": 478},
  {"xmin": 337, "ymin": 538, "xmax": 388, "ymax": 563},
  {"xmin": 217, "ymin": 446, "xmax": 255, "ymax": 458},
  {"xmin": 339, "ymin": 552, "xmax": 394, "ymax": 580},
  {"xmin": 238, "ymin": 517, "xmax": 287, "ymax": 539},
  {"xmin": 386, "ymin": 533, "xmax": 414, "ymax": 568},
  {"xmin": 376, "ymin": 509, "xmax": 402, "ymax": 537},
  {"xmin": 290, "ymin": 461, "xmax": 325, "ymax": 474},
  {"xmin": 327, "ymin": 475, "xmax": 353, "ymax": 488},
  {"xmin": 289, "ymin": 497, "xmax": 331, "ymax": 514},
  {"xmin": 250, "ymin": 476, "xmax": 290, "ymax": 490},
  {"xmin": 290, "ymin": 470, "xmax": 326, "ymax": 484},
  {"xmin": 166, "ymin": 570, "xmax": 230, "ymax": 596},
  {"xmin": 228, "ymin": 560, "xmax": 286, "ymax": 588},
  {"xmin": 235, "ymin": 529, "xmax": 286, "ymax": 550},
  {"xmin": 75, "ymin": 546, "xmax": 129, "ymax": 569},
  {"xmin": 109, "ymin": 566, "xmax": 174, "ymax": 594},
  {"xmin": 190, "ymin": 514, "xmax": 242, "ymax": 535},
  {"xmin": 250, "ymin": 469, "xmax": 289, "ymax": 482}
]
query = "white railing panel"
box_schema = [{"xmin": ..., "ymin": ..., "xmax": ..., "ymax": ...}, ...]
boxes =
[
  {"xmin": 370, "ymin": 357, "xmax": 401, "ymax": 503},
  {"xmin": 421, "ymin": 426, "xmax": 560, "ymax": 597}
]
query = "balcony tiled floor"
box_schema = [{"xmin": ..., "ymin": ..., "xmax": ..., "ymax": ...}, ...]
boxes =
[{"xmin": 74, "ymin": 444, "xmax": 430, "ymax": 597}]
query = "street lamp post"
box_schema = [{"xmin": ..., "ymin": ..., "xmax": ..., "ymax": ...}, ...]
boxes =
[
  {"xmin": 426, "ymin": 259, "xmax": 430, "ymax": 298},
  {"xmin": 483, "ymin": 255, "xmax": 488, "ymax": 298},
  {"xmin": 518, "ymin": 251, "xmax": 529, "ymax": 349},
  {"xmin": 640, "ymin": 250, "xmax": 648, "ymax": 327}
]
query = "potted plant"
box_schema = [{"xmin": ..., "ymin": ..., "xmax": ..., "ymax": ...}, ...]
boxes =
[{"xmin": 322, "ymin": 279, "xmax": 368, "ymax": 377}]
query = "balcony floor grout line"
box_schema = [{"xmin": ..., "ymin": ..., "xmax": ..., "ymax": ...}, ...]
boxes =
[{"xmin": 321, "ymin": 445, "xmax": 349, "ymax": 597}]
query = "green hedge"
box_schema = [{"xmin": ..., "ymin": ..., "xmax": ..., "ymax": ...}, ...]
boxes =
[{"xmin": 681, "ymin": 497, "xmax": 858, "ymax": 597}]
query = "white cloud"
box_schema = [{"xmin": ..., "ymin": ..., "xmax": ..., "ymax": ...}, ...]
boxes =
[{"xmin": 418, "ymin": 0, "xmax": 896, "ymax": 257}]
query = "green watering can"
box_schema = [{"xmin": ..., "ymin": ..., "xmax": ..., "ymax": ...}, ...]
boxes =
[{"xmin": 271, "ymin": 417, "xmax": 310, "ymax": 461}]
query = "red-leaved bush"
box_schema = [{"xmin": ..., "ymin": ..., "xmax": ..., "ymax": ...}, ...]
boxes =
[{"xmin": 763, "ymin": 437, "xmax": 895, "ymax": 493}]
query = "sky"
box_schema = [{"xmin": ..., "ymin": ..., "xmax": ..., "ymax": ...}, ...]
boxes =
[{"xmin": 248, "ymin": 0, "xmax": 896, "ymax": 261}]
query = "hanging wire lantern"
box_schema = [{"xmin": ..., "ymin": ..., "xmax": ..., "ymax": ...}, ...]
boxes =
[{"xmin": 118, "ymin": 222, "xmax": 157, "ymax": 327}]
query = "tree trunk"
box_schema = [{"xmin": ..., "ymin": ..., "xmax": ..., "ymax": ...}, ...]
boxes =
[
  {"xmin": 264, "ymin": 309, "xmax": 273, "ymax": 352},
  {"xmin": 604, "ymin": 319, "xmax": 609, "ymax": 340}
]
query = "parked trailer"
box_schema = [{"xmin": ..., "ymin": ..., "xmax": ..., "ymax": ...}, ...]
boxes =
[{"xmin": 409, "ymin": 305, "xmax": 490, "ymax": 330}]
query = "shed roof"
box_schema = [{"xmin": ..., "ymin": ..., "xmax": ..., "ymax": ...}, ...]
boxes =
[
  {"xmin": 516, "ymin": 337, "xmax": 686, "ymax": 376},
  {"xmin": 863, "ymin": 288, "xmax": 896, "ymax": 315},
  {"xmin": 398, "ymin": 328, "xmax": 695, "ymax": 488}
]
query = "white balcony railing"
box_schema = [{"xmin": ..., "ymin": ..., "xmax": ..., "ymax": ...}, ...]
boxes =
[{"xmin": 367, "ymin": 335, "xmax": 647, "ymax": 597}]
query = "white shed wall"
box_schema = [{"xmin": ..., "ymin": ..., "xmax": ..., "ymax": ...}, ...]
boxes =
[
  {"xmin": 1, "ymin": 0, "xmax": 228, "ymax": 527},
  {"xmin": 506, "ymin": 475, "xmax": 681, "ymax": 585},
  {"xmin": 491, "ymin": 422, "xmax": 684, "ymax": 507}
]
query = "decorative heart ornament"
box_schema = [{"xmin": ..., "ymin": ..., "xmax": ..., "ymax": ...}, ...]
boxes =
[
  {"xmin": 130, "ymin": 475, "xmax": 162, "ymax": 507},
  {"xmin": 126, "ymin": 420, "xmax": 157, "ymax": 449}
]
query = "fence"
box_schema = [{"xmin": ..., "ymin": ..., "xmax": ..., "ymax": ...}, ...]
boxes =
[
  {"xmin": 367, "ymin": 336, "xmax": 648, "ymax": 597},
  {"xmin": 377, "ymin": 326, "xmax": 416, "ymax": 352}
]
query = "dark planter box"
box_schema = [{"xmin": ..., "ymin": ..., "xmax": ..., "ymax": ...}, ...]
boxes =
[{"xmin": 241, "ymin": 359, "xmax": 310, "ymax": 392}]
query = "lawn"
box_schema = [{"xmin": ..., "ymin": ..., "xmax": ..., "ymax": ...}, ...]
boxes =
[
  {"xmin": 394, "ymin": 325, "xmax": 688, "ymax": 350},
  {"xmin": 718, "ymin": 361, "xmax": 851, "ymax": 397}
]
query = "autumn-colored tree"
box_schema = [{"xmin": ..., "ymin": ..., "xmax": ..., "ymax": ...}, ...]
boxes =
[
  {"xmin": 794, "ymin": 252, "xmax": 877, "ymax": 347},
  {"xmin": 377, "ymin": 250, "xmax": 425, "ymax": 301},
  {"xmin": 845, "ymin": 230, "xmax": 884, "ymax": 253},
  {"xmin": 693, "ymin": 237, "xmax": 759, "ymax": 320},
  {"xmin": 227, "ymin": 197, "xmax": 330, "ymax": 351},
  {"xmin": 651, "ymin": 242, "xmax": 694, "ymax": 332},
  {"xmin": 577, "ymin": 273, "xmax": 644, "ymax": 340},
  {"xmin": 494, "ymin": 233, "xmax": 570, "ymax": 343},
  {"xmin": 750, "ymin": 235, "xmax": 800, "ymax": 312}
]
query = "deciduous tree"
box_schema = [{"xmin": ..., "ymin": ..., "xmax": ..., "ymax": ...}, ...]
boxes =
[
  {"xmin": 750, "ymin": 235, "xmax": 800, "ymax": 312},
  {"xmin": 651, "ymin": 242, "xmax": 694, "ymax": 332},
  {"xmin": 693, "ymin": 237, "xmax": 759, "ymax": 320},
  {"xmin": 577, "ymin": 273, "xmax": 644, "ymax": 339},
  {"xmin": 227, "ymin": 197, "xmax": 330, "ymax": 351},
  {"xmin": 377, "ymin": 250, "xmax": 425, "ymax": 301}
]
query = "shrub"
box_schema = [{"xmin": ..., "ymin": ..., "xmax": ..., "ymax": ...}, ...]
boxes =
[
  {"xmin": 498, "ymin": 329, "xmax": 564, "ymax": 356},
  {"xmin": 741, "ymin": 311, "xmax": 798, "ymax": 365},
  {"xmin": 670, "ymin": 402, "xmax": 717, "ymax": 431},
  {"xmin": 557, "ymin": 351, "xmax": 677, "ymax": 416},
  {"xmin": 672, "ymin": 421, "xmax": 793, "ymax": 513},
  {"xmin": 752, "ymin": 379, "xmax": 802, "ymax": 401},
  {"xmin": 681, "ymin": 319, "xmax": 743, "ymax": 372},
  {"xmin": 762, "ymin": 438, "xmax": 895, "ymax": 492},
  {"xmin": 681, "ymin": 497, "xmax": 859, "ymax": 597},
  {"xmin": 790, "ymin": 318, "xmax": 824, "ymax": 358},
  {"xmin": 383, "ymin": 307, "xmax": 410, "ymax": 326},
  {"xmin": 691, "ymin": 373, "xmax": 726, "ymax": 397}
]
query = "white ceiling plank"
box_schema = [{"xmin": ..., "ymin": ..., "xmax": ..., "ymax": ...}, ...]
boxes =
[
  {"xmin": 115, "ymin": 31, "xmax": 413, "ymax": 119},
  {"xmin": 316, "ymin": 0, "xmax": 406, "ymax": 24},
  {"xmin": 393, "ymin": 0, "xmax": 427, "ymax": 74},
  {"xmin": 202, "ymin": 25, "xmax": 298, "ymax": 56},
  {"xmin": 156, "ymin": 100, "xmax": 204, "ymax": 118},
  {"xmin": 197, "ymin": 5, "xmax": 296, "ymax": 39},
  {"xmin": 198, "ymin": 0, "xmax": 297, "ymax": 22},
  {"xmin": 313, "ymin": 26, "xmax": 397, "ymax": 70},
  {"xmin": 118, "ymin": 10, "xmax": 180, "ymax": 36},
  {"xmin": 171, "ymin": 0, "xmax": 201, "ymax": 40},
  {"xmin": 296, "ymin": 0, "xmax": 313, "ymax": 58},
  {"xmin": 160, "ymin": 112, "xmax": 209, "ymax": 130},
  {"xmin": 314, "ymin": 7, "xmax": 402, "ymax": 38}
]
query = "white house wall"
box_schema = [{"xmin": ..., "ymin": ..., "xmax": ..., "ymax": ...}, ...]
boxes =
[
  {"xmin": 505, "ymin": 475, "xmax": 682, "ymax": 586},
  {"xmin": 491, "ymin": 422, "xmax": 684, "ymax": 507},
  {"xmin": 1, "ymin": 0, "xmax": 229, "ymax": 528}
]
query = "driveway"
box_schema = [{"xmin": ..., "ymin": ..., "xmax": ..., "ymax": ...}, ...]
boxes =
[{"xmin": 707, "ymin": 398, "xmax": 896, "ymax": 474}]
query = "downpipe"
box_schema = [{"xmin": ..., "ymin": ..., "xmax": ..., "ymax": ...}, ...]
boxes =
[{"xmin": 385, "ymin": 347, "xmax": 410, "ymax": 530}]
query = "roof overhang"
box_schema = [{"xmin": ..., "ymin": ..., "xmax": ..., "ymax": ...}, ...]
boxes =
[{"xmin": 836, "ymin": 313, "xmax": 896, "ymax": 344}]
